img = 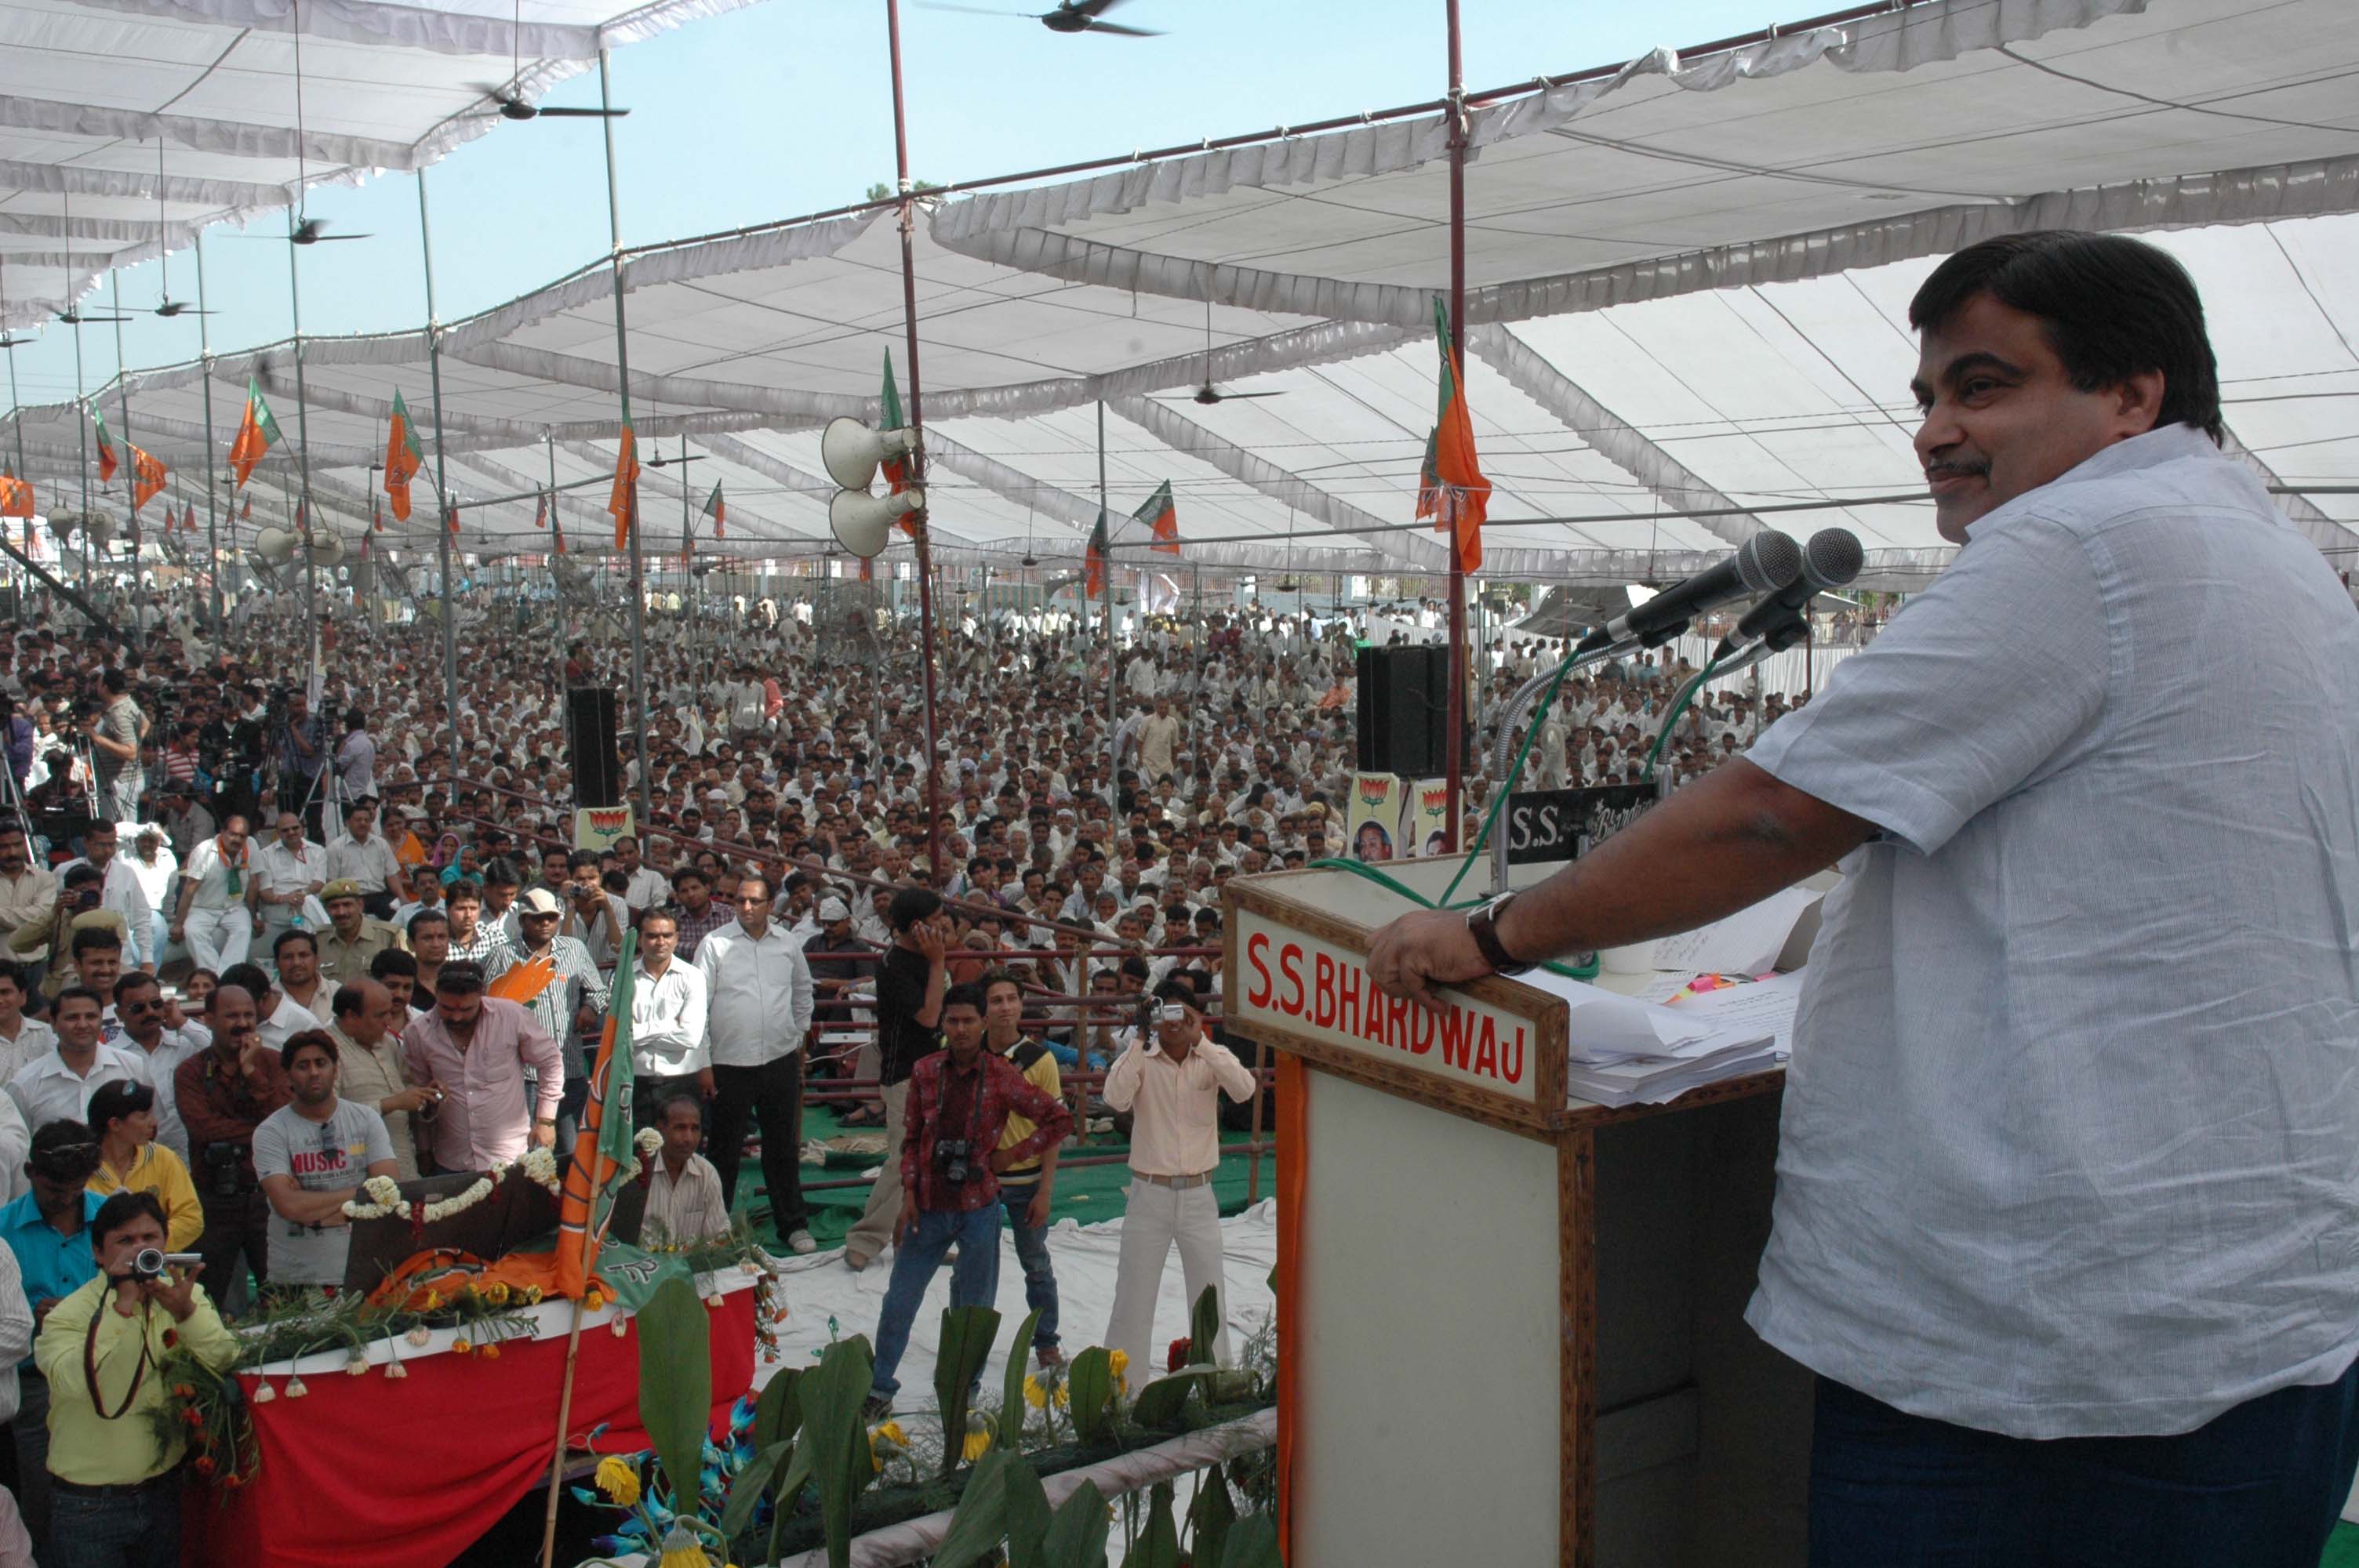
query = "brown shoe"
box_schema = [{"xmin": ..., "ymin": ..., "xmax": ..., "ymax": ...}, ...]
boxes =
[
  {"xmin": 844, "ymin": 1250, "xmax": 871, "ymax": 1272},
  {"xmin": 1034, "ymin": 1345, "xmax": 1066, "ymax": 1370}
]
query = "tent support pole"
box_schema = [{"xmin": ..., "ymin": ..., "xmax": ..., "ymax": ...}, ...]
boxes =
[
  {"xmin": 598, "ymin": 47, "xmax": 653, "ymax": 829},
  {"xmin": 1442, "ymin": 0, "xmax": 1469, "ymax": 851},
  {"xmin": 1100, "ymin": 398, "xmax": 1117, "ymax": 814},
  {"xmin": 109, "ymin": 274, "xmax": 141, "ymax": 641},
  {"xmin": 885, "ymin": 0, "xmax": 945, "ymax": 888},
  {"xmin": 72, "ymin": 313, "xmax": 89, "ymax": 593},
  {"xmin": 417, "ymin": 169, "xmax": 465, "ymax": 808},
  {"xmin": 285, "ymin": 209, "xmax": 320, "ymax": 666},
  {"xmin": 195, "ymin": 234, "xmax": 224, "ymax": 645}
]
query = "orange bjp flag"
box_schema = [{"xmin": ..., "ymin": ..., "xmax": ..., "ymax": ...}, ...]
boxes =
[{"xmin": 607, "ymin": 424, "xmax": 639, "ymax": 550}]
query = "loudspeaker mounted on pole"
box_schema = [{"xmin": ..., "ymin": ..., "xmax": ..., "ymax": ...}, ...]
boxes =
[
  {"xmin": 822, "ymin": 413, "xmax": 921, "ymax": 561},
  {"xmin": 828, "ymin": 488, "xmax": 923, "ymax": 560}
]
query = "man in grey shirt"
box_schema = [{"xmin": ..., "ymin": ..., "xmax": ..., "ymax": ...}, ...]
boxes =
[
  {"xmin": 1369, "ymin": 231, "xmax": 2359, "ymax": 1568},
  {"xmin": 251, "ymin": 1030, "xmax": 395, "ymax": 1290}
]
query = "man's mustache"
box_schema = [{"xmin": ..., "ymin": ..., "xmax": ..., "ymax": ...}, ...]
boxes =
[{"xmin": 1925, "ymin": 460, "xmax": 1989, "ymax": 481}]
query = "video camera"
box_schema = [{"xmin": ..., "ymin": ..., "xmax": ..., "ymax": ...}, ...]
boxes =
[{"xmin": 128, "ymin": 1248, "xmax": 202, "ymax": 1281}]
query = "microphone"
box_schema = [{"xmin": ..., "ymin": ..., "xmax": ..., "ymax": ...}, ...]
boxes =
[
  {"xmin": 1577, "ymin": 530, "xmax": 1802, "ymax": 654},
  {"xmin": 1713, "ymin": 528, "xmax": 1863, "ymax": 660}
]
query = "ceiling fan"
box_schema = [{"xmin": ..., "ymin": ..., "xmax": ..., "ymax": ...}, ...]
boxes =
[
  {"xmin": 234, "ymin": 16, "xmax": 373, "ymax": 245},
  {"xmin": 1154, "ymin": 299, "xmax": 1285, "ymax": 405},
  {"xmin": 55, "ymin": 307, "xmax": 133, "ymax": 326},
  {"xmin": 468, "ymin": 0, "xmax": 631, "ymax": 119},
  {"xmin": 150, "ymin": 142, "xmax": 216, "ymax": 317},
  {"xmin": 916, "ymin": 0, "xmax": 1162, "ymax": 37}
]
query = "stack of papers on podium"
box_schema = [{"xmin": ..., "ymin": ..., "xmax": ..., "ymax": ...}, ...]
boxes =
[{"xmin": 1521, "ymin": 969, "xmax": 1808, "ymax": 1108}]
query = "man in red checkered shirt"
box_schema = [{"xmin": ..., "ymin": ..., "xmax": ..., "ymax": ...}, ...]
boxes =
[{"xmin": 863, "ymin": 981, "xmax": 1072, "ymax": 1416}]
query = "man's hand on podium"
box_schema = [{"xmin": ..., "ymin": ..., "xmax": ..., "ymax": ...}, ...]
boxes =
[{"xmin": 1369, "ymin": 909, "xmax": 1491, "ymax": 1012}]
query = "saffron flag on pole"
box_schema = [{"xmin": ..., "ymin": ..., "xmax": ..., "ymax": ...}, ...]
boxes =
[
  {"xmin": 239, "ymin": 495, "xmax": 253, "ymax": 524},
  {"xmin": 129, "ymin": 447, "xmax": 168, "ymax": 514},
  {"xmin": 607, "ymin": 424, "xmax": 639, "ymax": 550},
  {"xmin": 0, "ymin": 473, "xmax": 31, "ymax": 520},
  {"xmin": 1419, "ymin": 297, "xmax": 1491, "ymax": 574},
  {"xmin": 1133, "ymin": 479, "xmax": 1179, "ymax": 557},
  {"xmin": 533, "ymin": 492, "xmax": 548, "ymax": 529},
  {"xmin": 94, "ymin": 411, "xmax": 118, "ymax": 483},
  {"xmin": 857, "ymin": 554, "xmax": 873, "ymax": 583},
  {"xmin": 384, "ymin": 390, "xmax": 423, "ymax": 521},
  {"xmin": 227, "ymin": 378, "xmax": 280, "ymax": 488},
  {"xmin": 1085, "ymin": 510, "xmax": 1109, "ymax": 599},
  {"xmin": 702, "ymin": 481, "xmax": 725, "ymax": 540},
  {"xmin": 555, "ymin": 931, "xmax": 639, "ymax": 1300}
]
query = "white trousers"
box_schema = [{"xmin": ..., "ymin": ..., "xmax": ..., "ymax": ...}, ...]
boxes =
[
  {"xmin": 184, "ymin": 906, "xmax": 251, "ymax": 974},
  {"xmin": 1104, "ymin": 1178, "xmax": 1230, "ymax": 1377}
]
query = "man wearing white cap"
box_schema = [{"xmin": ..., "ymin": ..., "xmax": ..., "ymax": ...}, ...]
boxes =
[{"xmin": 487, "ymin": 887, "xmax": 605, "ymax": 1149}]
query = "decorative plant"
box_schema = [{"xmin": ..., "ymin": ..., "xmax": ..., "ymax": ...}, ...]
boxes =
[{"xmin": 932, "ymin": 1304, "xmax": 1002, "ymax": 1478}]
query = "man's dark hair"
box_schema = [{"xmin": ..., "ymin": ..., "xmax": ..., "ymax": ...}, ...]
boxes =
[
  {"xmin": 273, "ymin": 927, "xmax": 317, "ymax": 960},
  {"xmin": 942, "ymin": 982, "xmax": 986, "ymax": 1017},
  {"xmin": 280, "ymin": 1028, "xmax": 339, "ymax": 1071},
  {"xmin": 1153, "ymin": 974, "xmax": 1203, "ymax": 1010},
  {"xmin": 979, "ymin": 967, "xmax": 1023, "ymax": 1000},
  {"xmin": 52, "ymin": 985, "xmax": 103, "ymax": 1017},
  {"xmin": 220, "ymin": 963, "xmax": 271, "ymax": 1000},
  {"xmin": 28, "ymin": 1118, "xmax": 100, "ymax": 1181},
  {"xmin": 1907, "ymin": 230, "xmax": 2222, "ymax": 442},
  {"xmin": 369, "ymin": 948, "xmax": 419, "ymax": 982},
  {"xmin": 92, "ymin": 1189, "xmax": 167, "ymax": 1249},
  {"xmin": 60, "ymin": 863, "xmax": 101, "ymax": 891},
  {"xmin": 406, "ymin": 909, "xmax": 449, "ymax": 938},
  {"xmin": 483, "ymin": 856, "xmax": 523, "ymax": 890},
  {"xmin": 86, "ymin": 1078, "xmax": 155, "ymax": 1140},
  {"xmin": 331, "ymin": 983, "xmax": 367, "ymax": 1021},
  {"xmin": 887, "ymin": 887, "xmax": 943, "ymax": 934},
  {"xmin": 658, "ymin": 1094, "xmax": 703, "ymax": 1128},
  {"xmin": 69, "ymin": 925, "xmax": 122, "ymax": 959}
]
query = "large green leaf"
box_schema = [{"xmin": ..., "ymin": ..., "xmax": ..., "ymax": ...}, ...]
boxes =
[
  {"xmin": 1133, "ymin": 1481, "xmax": 1182, "ymax": 1568},
  {"xmin": 1130, "ymin": 1367, "xmax": 1215, "ymax": 1431},
  {"xmin": 798, "ymin": 1334, "xmax": 876, "ymax": 1568},
  {"xmin": 1219, "ymin": 1513, "xmax": 1281, "ymax": 1568},
  {"xmin": 1004, "ymin": 1453, "xmax": 1053, "ymax": 1568},
  {"xmin": 720, "ymin": 1438, "xmax": 794, "ymax": 1540},
  {"xmin": 634, "ymin": 1275, "xmax": 711, "ymax": 1509},
  {"xmin": 1000, "ymin": 1307, "xmax": 1044, "ymax": 1452},
  {"xmin": 933, "ymin": 1303, "xmax": 1003, "ymax": 1477},
  {"xmin": 1188, "ymin": 1284, "xmax": 1221, "ymax": 1367},
  {"xmin": 1064, "ymin": 1346, "xmax": 1115, "ymax": 1446},
  {"xmin": 753, "ymin": 1367, "xmax": 802, "ymax": 1452},
  {"xmin": 1188, "ymin": 1470, "xmax": 1236, "ymax": 1565},
  {"xmin": 764, "ymin": 1445, "xmax": 813, "ymax": 1566},
  {"xmin": 932, "ymin": 1446, "xmax": 1023, "ymax": 1568},
  {"xmin": 1039, "ymin": 1478, "xmax": 1111, "ymax": 1568}
]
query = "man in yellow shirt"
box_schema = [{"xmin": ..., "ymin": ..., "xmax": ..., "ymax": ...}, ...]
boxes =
[
  {"xmin": 982, "ymin": 969, "xmax": 1064, "ymax": 1368},
  {"xmin": 35, "ymin": 1190, "xmax": 237, "ymax": 1565}
]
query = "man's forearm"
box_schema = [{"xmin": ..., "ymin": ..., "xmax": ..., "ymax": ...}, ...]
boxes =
[{"xmin": 1496, "ymin": 759, "xmax": 1870, "ymax": 964}]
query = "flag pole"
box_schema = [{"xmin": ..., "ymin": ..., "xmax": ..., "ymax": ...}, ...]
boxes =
[
  {"xmin": 1442, "ymin": 0, "xmax": 1469, "ymax": 851},
  {"xmin": 537, "ymin": 1010, "xmax": 618, "ymax": 1568},
  {"xmin": 195, "ymin": 233, "xmax": 224, "ymax": 647},
  {"xmin": 71, "ymin": 310, "xmax": 90, "ymax": 594},
  {"xmin": 597, "ymin": 48, "xmax": 654, "ymax": 831},
  {"xmin": 416, "ymin": 168, "xmax": 467, "ymax": 808},
  {"xmin": 285, "ymin": 207, "xmax": 321, "ymax": 644},
  {"xmin": 885, "ymin": 0, "xmax": 945, "ymax": 888}
]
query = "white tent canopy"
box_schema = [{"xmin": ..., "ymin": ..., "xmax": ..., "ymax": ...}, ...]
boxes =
[
  {"xmin": 8, "ymin": 0, "xmax": 2358, "ymax": 588},
  {"xmin": 0, "ymin": 0, "xmax": 767, "ymax": 323}
]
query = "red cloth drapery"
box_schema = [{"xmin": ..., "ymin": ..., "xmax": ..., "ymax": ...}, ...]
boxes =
[{"xmin": 185, "ymin": 1291, "xmax": 755, "ymax": 1568}]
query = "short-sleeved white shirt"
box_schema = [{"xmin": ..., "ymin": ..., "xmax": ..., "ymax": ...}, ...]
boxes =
[{"xmin": 1744, "ymin": 425, "xmax": 2359, "ymax": 1439}]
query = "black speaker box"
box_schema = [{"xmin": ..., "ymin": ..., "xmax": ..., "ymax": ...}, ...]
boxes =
[
  {"xmin": 565, "ymin": 686, "xmax": 623, "ymax": 809},
  {"xmin": 1356, "ymin": 644, "xmax": 1456, "ymax": 779}
]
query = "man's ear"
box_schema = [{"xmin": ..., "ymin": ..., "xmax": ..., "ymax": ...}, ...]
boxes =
[{"xmin": 2114, "ymin": 368, "xmax": 2168, "ymax": 438}]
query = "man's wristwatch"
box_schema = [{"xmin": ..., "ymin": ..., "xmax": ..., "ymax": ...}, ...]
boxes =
[{"xmin": 1465, "ymin": 891, "xmax": 1536, "ymax": 977}]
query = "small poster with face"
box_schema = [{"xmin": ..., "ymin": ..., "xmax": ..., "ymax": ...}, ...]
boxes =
[{"xmin": 1347, "ymin": 772, "xmax": 1398, "ymax": 863}]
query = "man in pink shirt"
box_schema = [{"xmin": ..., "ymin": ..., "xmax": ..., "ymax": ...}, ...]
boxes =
[{"xmin": 398, "ymin": 960, "xmax": 562, "ymax": 1173}]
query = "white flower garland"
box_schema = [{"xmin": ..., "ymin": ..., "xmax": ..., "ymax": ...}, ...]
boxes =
[
  {"xmin": 337, "ymin": 1131, "xmax": 660, "ymax": 1225},
  {"xmin": 339, "ymin": 1175, "xmax": 405, "ymax": 1221}
]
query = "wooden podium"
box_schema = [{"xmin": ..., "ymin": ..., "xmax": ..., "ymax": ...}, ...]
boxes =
[{"xmin": 1224, "ymin": 855, "xmax": 1812, "ymax": 1567}]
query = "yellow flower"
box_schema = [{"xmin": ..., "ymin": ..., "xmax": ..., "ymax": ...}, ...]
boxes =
[
  {"xmin": 1052, "ymin": 1383, "xmax": 1070, "ymax": 1410},
  {"xmin": 584, "ymin": 1290, "xmax": 606, "ymax": 1312},
  {"xmin": 1107, "ymin": 1349, "xmax": 1129, "ymax": 1382},
  {"xmin": 961, "ymin": 1416, "xmax": 992, "ymax": 1464},
  {"xmin": 451, "ymin": 1338, "xmax": 472, "ymax": 1356},
  {"xmin": 594, "ymin": 1455, "xmax": 642, "ymax": 1508},
  {"xmin": 480, "ymin": 1283, "xmax": 510, "ymax": 1306},
  {"xmin": 874, "ymin": 1420, "xmax": 908, "ymax": 1449},
  {"xmin": 656, "ymin": 1523, "xmax": 708, "ymax": 1568},
  {"xmin": 1022, "ymin": 1374, "xmax": 1048, "ymax": 1410}
]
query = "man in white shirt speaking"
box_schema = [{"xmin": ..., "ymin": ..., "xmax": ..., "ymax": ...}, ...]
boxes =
[
  {"xmin": 1369, "ymin": 230, "xmax": 2359, "ymax": 1568},
  {"xmin": 1101, "ymin": 978, "xmax": 1255, "ymax": 1379},
  {"xmin": 695, "ymin": 873, "xmax": 815, "ymax": 1254}
]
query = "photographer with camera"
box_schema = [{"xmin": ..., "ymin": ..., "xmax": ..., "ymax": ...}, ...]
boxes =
[
  {"xmin": 863, "ymin": 982, "xmax": 1072, "ymax": 1417},
  {"xmin": 271, "ymin": 691, "xmax": 327, "ymax": 839},
  {"xmin": 35, "ymin": 1190, "xmax": 235, "ymax": 1568},
  {"xmin": 1100, "ymin": 977, "xmax": 1258, "ymax": 1381},
  {"xmin": 80, "ymin": 670, "xmax": 143, "ymax": 828}
]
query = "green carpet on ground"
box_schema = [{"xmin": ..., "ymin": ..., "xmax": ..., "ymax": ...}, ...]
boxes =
[
  {"xmin": 2324, "ymin": 1523, "xmax": 2359, "ymax": 1568},
  {"xmin": 728, "ymin": 1100, "xmax": 1270, "ymax": 1248}
]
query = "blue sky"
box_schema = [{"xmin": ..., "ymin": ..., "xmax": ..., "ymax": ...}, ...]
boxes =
[{"xmin": 6, "ymin": 0, "xmax": 1786, "ymax": 413}]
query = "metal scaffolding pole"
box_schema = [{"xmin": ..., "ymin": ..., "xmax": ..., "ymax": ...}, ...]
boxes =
[
  {"xmin": 1442, "ymin": 0, "xmax": 1470, "ymax": 849},
  {"xmin": 597, "ymin": 48, "xmax": 653, "ymax": 828},
  {"xmin": 195, "ymin": 234, "xmax": 224, "ymax": 643},
  {"xmin": 1099, "ymin": 397, "xmax": 1117, "ymax": 812},
  {"xmin": 416, "ymin": 169, "xmax": 466, "ymax": 806},
  {"xmin": 107, "ymin": 274, "xmax": 142, "ymax": 641},
  {"xmin": 885, "ymin": 0, "xmax": 945, "ymax": 886},
  {"xmin": 285, "ymin": 211, "xmax": 320, "ymax": 647}
]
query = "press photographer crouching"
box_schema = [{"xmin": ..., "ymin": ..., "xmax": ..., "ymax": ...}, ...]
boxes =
[
  {"xmin": 35, "ymin": 1189, "xmax": 236, "ymax": 1568},
  {"xmin": 863, "ymin": 982, "xmax": 1074, "ymax": 1419}
]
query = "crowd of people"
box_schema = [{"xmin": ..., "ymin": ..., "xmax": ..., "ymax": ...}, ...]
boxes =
[{"xmin": 0, "ymin": 578, "xmax": 1830, "ymax": 1565}]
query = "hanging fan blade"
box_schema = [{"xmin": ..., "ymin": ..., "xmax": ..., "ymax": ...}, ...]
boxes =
[
  {"xmin": 153, "ymin": 301, "xmax": 216, "ymax": 318},
  {"xmin": 298, "ymin": 234, "xmax": 372, "ymax": 242},
  {"xmin": 534, "ymin": 105, "xmax": 630, "ymax": 117},
  {"xmin": 55, "ymin": 311, "xmax": 133, "ymax": 325},
  {"xmin": 1078, "ymin": 17, "xmax": 1161, "ymax": 33}
]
